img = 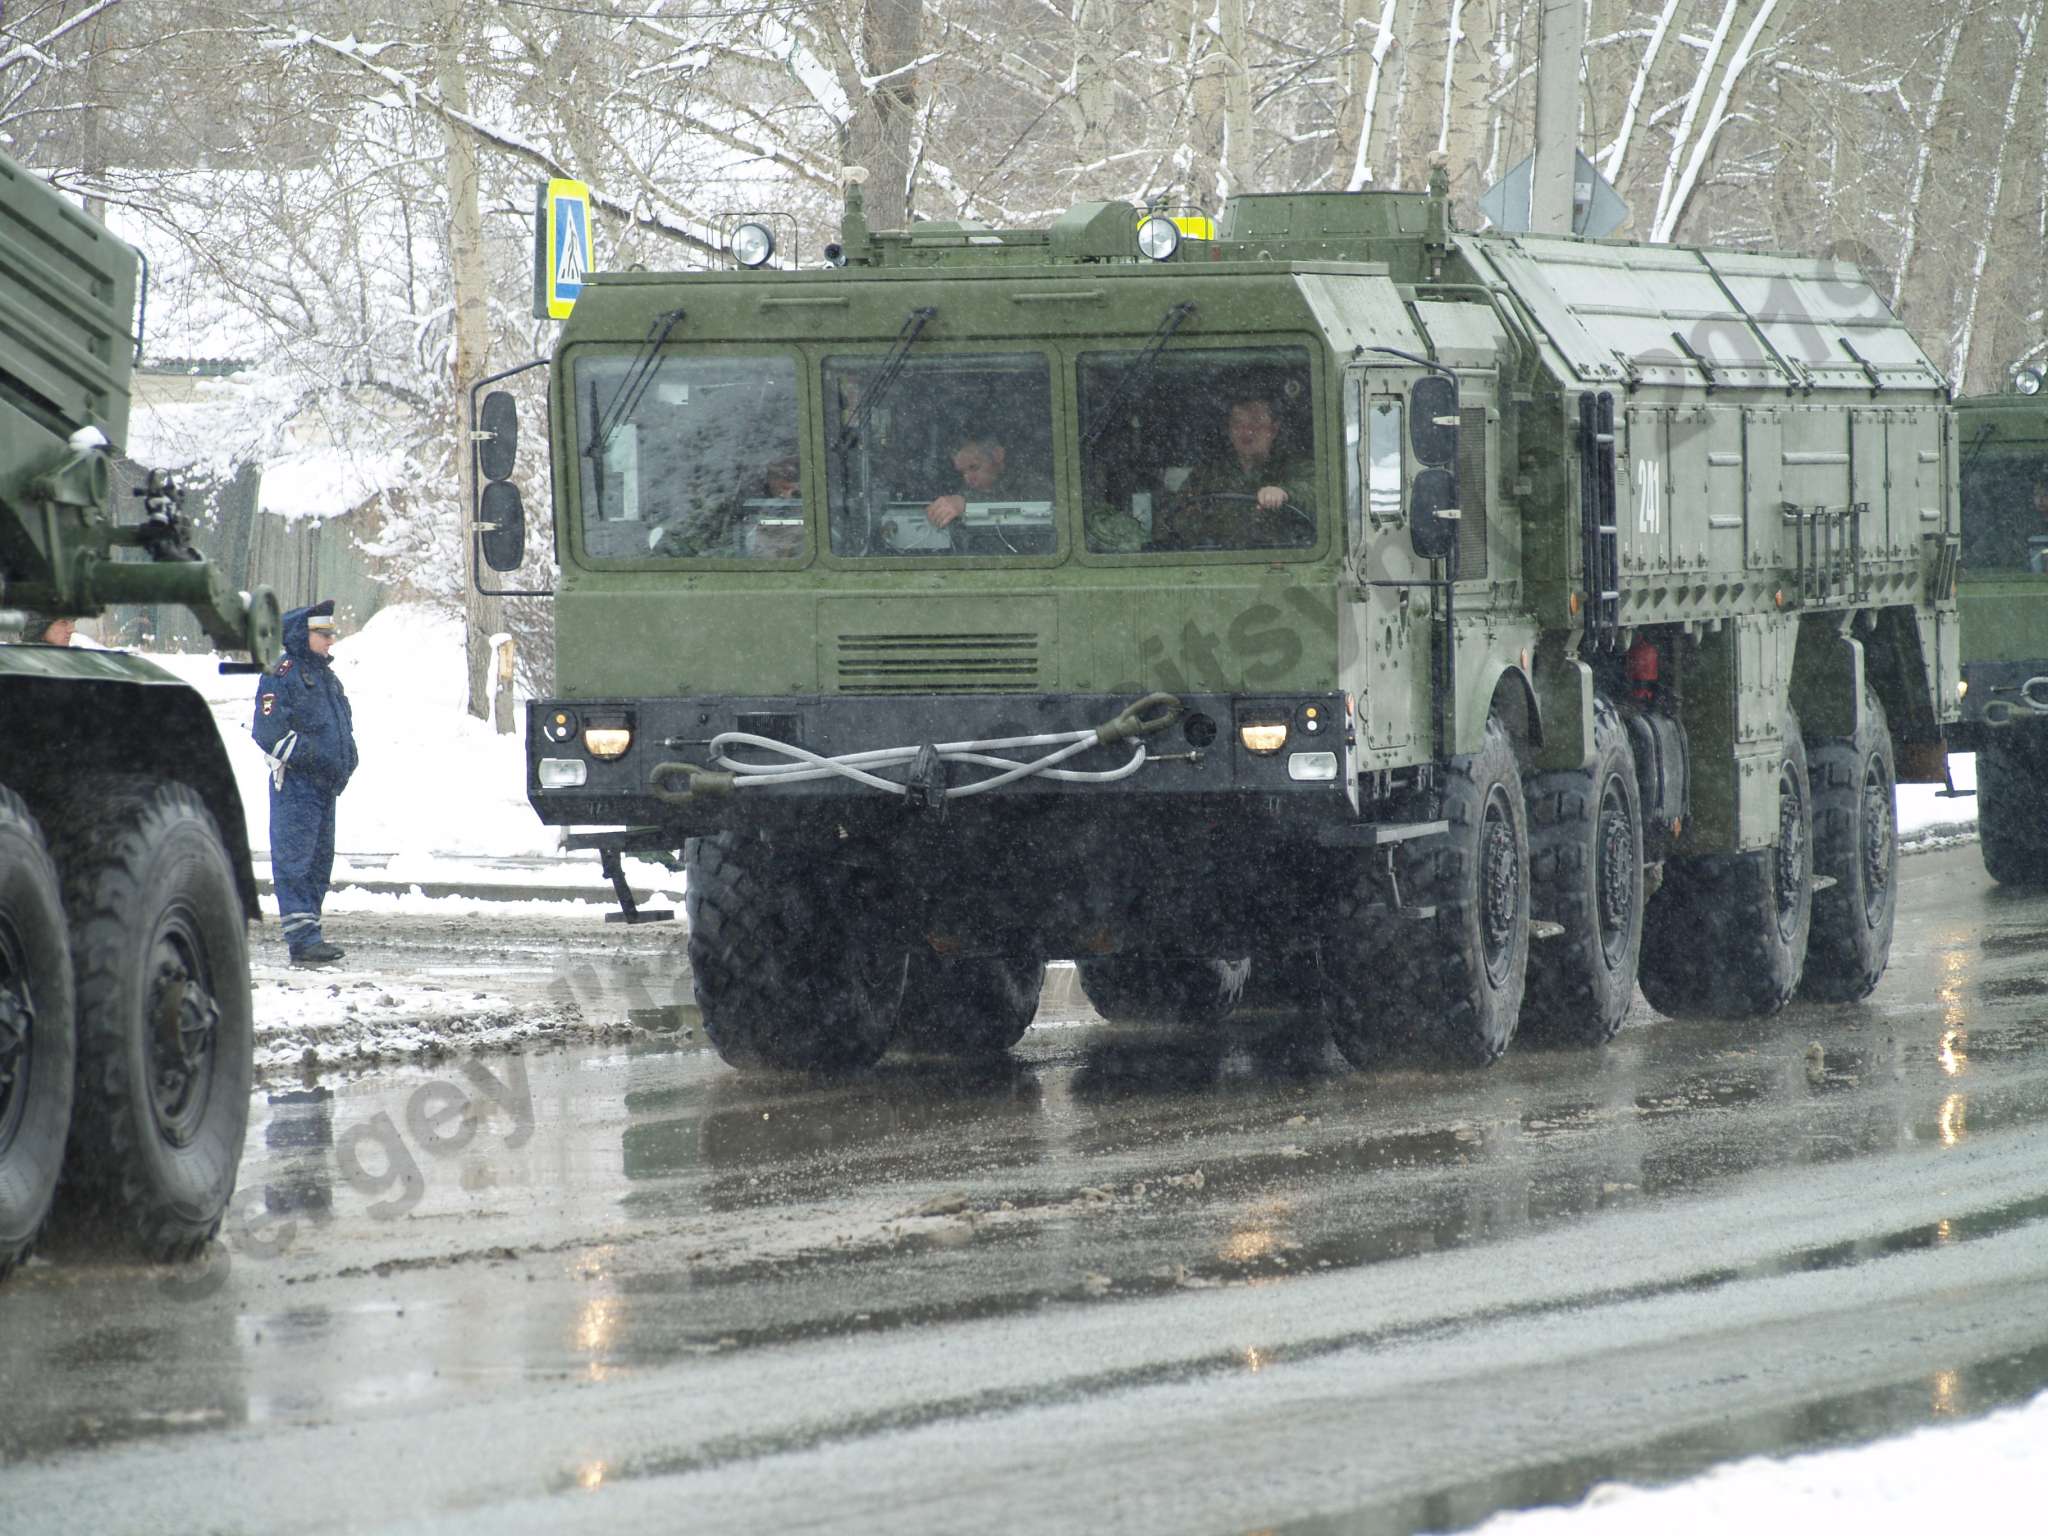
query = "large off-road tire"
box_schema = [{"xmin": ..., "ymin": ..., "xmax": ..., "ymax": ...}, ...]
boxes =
[
  {"xmin": 1976, "ymin": 729, "xmax": 2048, "ymax": 887},
  {"xmin": 1520, "ymin": 697, "xmax": 1644, "ymax": 1047},
  {"xmin": 684, "ymin": 832, "xmax": 905, "ymax": 1071},
  {"xmin": 0, "ymin": 789, "xmax": 75, "ymax": 1282},
  {"xmin": 1326, "ymin": 713, "xmax": 1531, "ymax": 1068},
  {"xmin": 1074, "ymin": 956, "xmax": 1248, "ymax": 1028},
  {"xmin": 1802, "ymin": 689, "xmax": 1898, "ymax": 1002},
  {"xmin": 1639, "ymin": 713, "xmax": 1813, "ymax": 1019},
  {"xmin": 45, "ymin": 776, "xmax": 252, "ymax": 1261},
  {"xmin": 897, "ymin": 953, "xmax": 1044, "ymax": 1056}
]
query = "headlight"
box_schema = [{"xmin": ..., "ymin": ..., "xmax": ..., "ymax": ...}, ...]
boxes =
[
  {"xmin": 1239, "ymin": 721, "xmax": 1289, "ymax": 754},
  {"xmin": 1287, "ymin": 752, "xmax": 1338, "ymax": 781},
  {"xmin": 2015, "ymin": 366, "xmax": 2044, "ymax": 396},
  {"xmin": 583, "ymin": 726, "xmax": 633, "ymax": 759},
  {"xmin": 731, "ymin": 222, "xmax": 775, "ymax": 269},
  {"xmin": 1137, "ymin": 216, "xmax": 1182, "ymax": 261},
  {"xmin": 1958, "ymin": 679, "xmax": 1969, "ymax": 698},
  {"xmin": 537, "ymin": 758, "xmax": 588, "ymax": 789}
]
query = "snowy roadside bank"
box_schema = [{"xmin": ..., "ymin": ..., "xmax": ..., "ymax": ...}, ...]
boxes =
[{"xmin": 1465, "ymin": 1384, "xmax": 2047, "ymax": 1535}]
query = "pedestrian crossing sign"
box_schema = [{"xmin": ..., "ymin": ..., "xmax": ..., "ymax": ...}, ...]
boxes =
[{"xmin": 537, "ymin": 178, "xmax": 592, "ymax": 320}]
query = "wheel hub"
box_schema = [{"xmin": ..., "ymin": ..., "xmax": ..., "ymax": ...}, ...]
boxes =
[
  {"xmin": 1596, "ymin": 778, "xmax": 1637, "ymax": 966},
  {"xmin": 1480, "ymin": 788, "xmax": 1521, "ymax": 984},
  {"xmin": 0, "ymin": 980, "xmax": 30, "ymax": 1143},
  {"xmin": 149, "ymin": 935, "xmax": 218, "ymax": 1146},
  {"xmin": 1861, "ymin": 759, "xmax": 1894, "ymax": 919},
  {"xmin": 1775, "ymin": 759, "xmax": 1808, "ymax": 933}
]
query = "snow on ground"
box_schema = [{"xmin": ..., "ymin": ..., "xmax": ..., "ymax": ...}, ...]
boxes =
[
  {"xmin": 146, "ymin": 603, "xmax": 582, "ymax": 875},
  {"xmin": 1464, "ymin": 1386, "xmax": 2046, "ymax": 1534}
]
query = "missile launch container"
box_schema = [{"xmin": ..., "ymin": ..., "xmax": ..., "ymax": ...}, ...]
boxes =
[
  {"xmin": 1, "ymin": 149, "xmax": 279, "ymax": 1278},
  {"xmin": 484, "ymin": 176, "xmax": 1958, "ymax": 1072}
]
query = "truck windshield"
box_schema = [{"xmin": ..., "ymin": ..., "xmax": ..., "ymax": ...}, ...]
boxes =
[
  {"xmin": 1961, "ymin": 449, "xmax": 2048, "ymax": 573},
  {"xmin": 823, "ymin": 352, "xmax": 1055, "ymax": 558},
  {"xmin": 1078, "ymin": 344, "xmax": 1318, "ymax": 554},
  {"xmin": 574, "ymin": 353, "xmax": 803, "ymax": 562}
]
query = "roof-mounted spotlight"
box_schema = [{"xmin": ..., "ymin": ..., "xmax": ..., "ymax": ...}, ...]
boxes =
[
  {"xmin": 731, "ymin": 221, "xmax": 776, "ymax": 269},
  {"xmin": 1137, "ymin": 215, "xmax": 1182, "ymax": 262},
  {"xmin": 2014, "ymin": 365, "xmax": 2044, "ymax": 397}
]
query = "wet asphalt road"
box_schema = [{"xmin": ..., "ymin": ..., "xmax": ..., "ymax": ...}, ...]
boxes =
[{"xmin": 3, "ymin": 841, "xmax": 2047, "ymax": 1535}]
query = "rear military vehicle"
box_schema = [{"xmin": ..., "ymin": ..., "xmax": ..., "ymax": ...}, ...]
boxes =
[
  {"xmin": 1950, "ymin": 373, "xmax": 2048, "ymax": 884},
  {"xmin": 1, "ymin": 150, "xmax": 280, "ymax": 1278},
  {"xmin": 484, "ymin": 172, "xmax": 1958, "ymax": 1072}
]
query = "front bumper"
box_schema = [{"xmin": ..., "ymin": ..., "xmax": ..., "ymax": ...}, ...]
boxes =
[
  {"xmin": 1957, "ymin": 660, "xmax": 2048, "ymax": 732},
  {"xmin": 527, "ymin": 690, "xmax": 1353, "ymax": 831}
]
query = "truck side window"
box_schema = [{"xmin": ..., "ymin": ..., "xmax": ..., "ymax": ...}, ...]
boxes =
[
  {"xmin": 1077, "ymin": 344, "xmax": 1318, "ymax": 555},
  {"xmin": 571, "ymin": 353, "xmax": 802, "ymax": 563},
  {"xmin": 1368, "ymin": 400, "xmax": 1403, "ymax": 526},
  {"xmin": 1960, "ymin": 453, "xmax": 2048, "ymax": 573}
]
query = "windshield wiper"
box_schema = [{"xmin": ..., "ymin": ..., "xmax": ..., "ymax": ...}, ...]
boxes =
[
  {"xmin": 1961, "ymin": 419, "xmax": 1997, "ymax": 473},
  {"xmin": 1082, "ymin": 302, "xmax": 1196, "ymax": 447},
  {"xmin": 834, "ymin": 306, "xmax": 937, "ymax": 453},
  {"xmin": 588, "ymin": 306, "xmax": 687, "ymax": 464}
]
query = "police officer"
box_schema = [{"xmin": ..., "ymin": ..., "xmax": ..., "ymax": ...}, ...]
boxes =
[{"xmin": 252, "ymin": 600, "xmax": 358, "ymax": 966}]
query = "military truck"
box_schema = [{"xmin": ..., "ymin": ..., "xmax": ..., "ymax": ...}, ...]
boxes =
[
  {"xmin": 483, "ymin": 174, "xmax": 1959, "ymax": 1073},
  {"xmin": 1951, "ymin": 376, "xmax": 2048, "ymax": 883},
  {"xmin": 1, "ymin": 149, "xmax": 279, "ymax": 1279}
]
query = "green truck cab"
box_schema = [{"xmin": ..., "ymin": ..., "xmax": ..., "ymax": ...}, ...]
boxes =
[
  {"xmin": 1, "ymin": 149, "xmax": 280, "ymax": 1279},
  {"xmin": 1953, "ymin": 379, "xmax": 2048, "ymax": 881},
  {"xmin": 486, "ymin": 179, "xmax": 1957, "ymax": 1072}
]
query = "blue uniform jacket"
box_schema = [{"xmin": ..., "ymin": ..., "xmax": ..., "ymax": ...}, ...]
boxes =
[{"xmin": 252, "ymin": 604, "xmax": 359, "ymax": 792}]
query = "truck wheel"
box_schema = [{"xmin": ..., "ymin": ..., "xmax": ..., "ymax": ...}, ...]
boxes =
[
  {"xmin": 1327, "ymin": 713, "xmax": 1531, "ymax": 1068},
  {"xmin": 897, "ymin": 954, "xmax": 1044, "ymax": 1056},
  {"xmin": 1074, "ymin": 957, "xmax": 1248, "ymax": 1027},
  {"xmin": 1801, "ymin": 690, "xmax": 1897, "ymax": 1002},
  {"xmin": 685, "ymin": 832, "xmax": 904, "ymax": 1071},
  {"xmin": 1976, "ymin": 731, "xmax": 2048, "ymax": 887},
  {"xmin": 46, "ymin": 777, "xmax": 252, "ymax": 1261},
  {"xmin": 0, "ymin": 790, "xmax": 75, "ymax": 1282},
  {"xmin": 1519, "ymin": 696, "xmax": 1643, "ymax": 1046},
  {"xmin": 1639, "ymin": 713, "xmax": 1813, "ymax": 1018}
]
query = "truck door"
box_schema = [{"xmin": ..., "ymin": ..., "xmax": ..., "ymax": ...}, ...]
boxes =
[{"xmin": 1346, "ymin": 370, "xmax": 1427, "ymax": 757}]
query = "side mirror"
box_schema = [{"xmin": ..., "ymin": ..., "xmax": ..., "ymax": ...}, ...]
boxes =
[
  {"xmin": 478, "ymin": 391, "xmax": 518, "ymax": 482},
  {"xmin": 1409, "ymin": 466, "xmax": 1460, "ymax": 561},
  {"xmin": 480, "ymin": 479, "xmax": 527, "ymax": 571},
  {"xmin": 1409, "ymin": 375, "xmax": 1460, "ymax": 467}
]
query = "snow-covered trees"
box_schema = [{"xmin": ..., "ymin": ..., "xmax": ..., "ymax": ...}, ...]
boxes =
[{"xmin": 8, "ymin": 0, "xmax": 2048, "ymax": 709}]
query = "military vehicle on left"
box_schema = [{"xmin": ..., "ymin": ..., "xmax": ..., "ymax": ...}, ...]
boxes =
[{"xmin": 1, "ymin": 148, "xmax": 280, "ymax": 1280}]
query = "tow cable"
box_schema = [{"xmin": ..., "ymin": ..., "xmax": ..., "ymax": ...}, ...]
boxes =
[{"xmin": 648, "ymin": 693, "xmax": 1182, "ymax": 805}]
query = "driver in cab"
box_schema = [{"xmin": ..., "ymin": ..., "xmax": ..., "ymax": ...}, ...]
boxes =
[
  {"xmin": 924, "ymin": 436, "xmax": 1027, "ymax": 528},
  {"xmin": 1153, "ymin": 396, "xmax": 1314, "ymax": 549}
]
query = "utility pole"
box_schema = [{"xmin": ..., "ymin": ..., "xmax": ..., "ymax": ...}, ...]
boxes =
[{"xmin": 1529, "ymin": 0, "xmax": 1585, "ymax": 234}]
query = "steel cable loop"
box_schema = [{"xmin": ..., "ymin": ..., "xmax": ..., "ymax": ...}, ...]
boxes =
[{"xmin": 705, "ymin": 729, "xmax": 1149, "ymax": 795}]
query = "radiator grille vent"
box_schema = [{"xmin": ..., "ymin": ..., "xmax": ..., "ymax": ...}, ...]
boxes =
[
  {"xmin": 834, "ymin": 632, "xmax": 1041, "ymax": 694},
  {"xmin": 1456, "ymin": 405, "xmax": 1490, "ymax": 579}
]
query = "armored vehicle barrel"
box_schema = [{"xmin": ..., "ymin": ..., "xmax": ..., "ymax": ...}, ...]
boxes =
[{"xmin": 501, "ymin": 177, "xmax": 1957, "ymax": 1072}]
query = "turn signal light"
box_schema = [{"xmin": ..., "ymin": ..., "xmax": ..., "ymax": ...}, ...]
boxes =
[
  {"xmin": 1239, "ymin": 721, "xmax": 1289, "ymax": 754},
  {"xmin": 583, "ymin": 726, "xmax": 633, "ymax": 759}
]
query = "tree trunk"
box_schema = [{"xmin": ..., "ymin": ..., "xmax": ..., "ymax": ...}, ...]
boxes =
[
  {"xmin": 1892, "ymin": 14, "xmax": 1967, "ymax": 314},
  {"xmin": 1218, "ymin": 0, "xmax": 1253, "ymax": 196},
  {"xmin": 435, "ymin": 0, "xmax": 505, "ymax": 727},
  {"xmin": 844, "ymin": 0, "xmax": 923, "ymax": 230},
  {"xmin": 1955, "ymin": 0, "xmax": 2045, "ymax": 391}
]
